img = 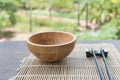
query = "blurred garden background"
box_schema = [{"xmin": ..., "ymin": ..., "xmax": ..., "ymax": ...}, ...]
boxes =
[{"xmin": 0, "ymin": 0, "xmax": 120, "ymax": 41}]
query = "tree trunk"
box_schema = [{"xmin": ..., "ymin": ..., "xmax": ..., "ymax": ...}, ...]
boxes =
[
  {"xmin": 49, "ymin": 8, "xmax": 52, "ymax": 18},
  {"xmin": 29, "ymin": 0, "xmax": 32, "ymax": 32},
  {"xmin": 77, "ymin": 0, "xmax": 80, "ymax": 26},
  {"xmin": 0, "ymin": 30, "xmax": 2, "ymax": 39},
  {"xmin": 86, "ymin": 2, "xmax": 88, "ymax": 29}
]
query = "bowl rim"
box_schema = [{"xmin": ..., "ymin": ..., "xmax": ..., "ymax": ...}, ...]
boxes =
[{"xmin": 27, "ymin": 31, "xmax": 76, "ymax": 47}]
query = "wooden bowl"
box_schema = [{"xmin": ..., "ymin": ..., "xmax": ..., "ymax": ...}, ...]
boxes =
[{"xmin": 27, "ymin": 31, "xmax": 76, "ymax": 62}]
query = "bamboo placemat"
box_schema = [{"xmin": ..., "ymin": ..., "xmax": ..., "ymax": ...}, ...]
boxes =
[{"xmin": 14, "ymin": 44, "xmax": 120, "ymax": 80}]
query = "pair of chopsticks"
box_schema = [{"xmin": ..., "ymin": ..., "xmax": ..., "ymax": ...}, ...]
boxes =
[
  {"xmin": 86, "ymin": 48, "xmax": 114, "ymax": 80},
  {"xmin": 100, "ymin": 49, "xmax": 114, "ymax": 80}
]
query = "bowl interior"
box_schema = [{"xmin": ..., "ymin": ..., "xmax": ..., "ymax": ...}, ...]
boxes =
[{"xmin": 29, "ymin": 32, "xmax": 74, "ymax": 45}]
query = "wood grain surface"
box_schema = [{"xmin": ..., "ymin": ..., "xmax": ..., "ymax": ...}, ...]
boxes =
[{"xmin": 27, "ymin": 32, "xmax": 76, "ymax": 62}]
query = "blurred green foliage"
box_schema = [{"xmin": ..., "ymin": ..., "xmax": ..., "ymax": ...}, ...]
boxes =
[
  {"xmin": 77, "ymin": 25, "xmax": 117, "ymax": 40},
  {"xmin": 0, "ymin": 0, "xmax": 120, "ymax": 40},
  {"xmin": 15, "ymin": 14, "xmax": 117, "ymax": 40},
  {"xmin": 25, "ymin": 0, "xmax": 49, "ymax": 9},
  {"xmin": 15, "ymin": 14, "xmax": 78, "ymax": 33},
  {"xmin": 80, "ymin": 0, "xmax": 120, "ymax": 25},
  {"xmin": 51, "ymin": 0, "xmax": 74, "ymax": 12},
  {"xmin": 0, "ymin": 0, "xmax": 18, "ymax": 28}
]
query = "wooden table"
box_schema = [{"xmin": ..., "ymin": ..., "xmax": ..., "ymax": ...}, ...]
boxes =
[{"xmin": 0, "ymin": 40, "xmax": 120, "ymax": 80}]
